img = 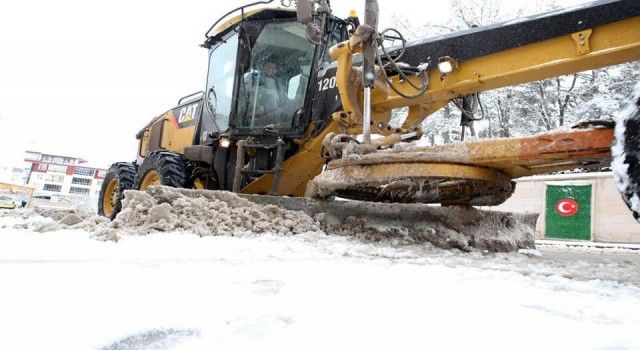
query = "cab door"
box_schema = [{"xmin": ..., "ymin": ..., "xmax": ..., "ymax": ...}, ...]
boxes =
[{"xmin": 199, "ymin": 31, "xmax": 240, "ymax": 145}]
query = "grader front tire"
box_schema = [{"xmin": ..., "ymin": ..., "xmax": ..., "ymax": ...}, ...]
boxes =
[
  {"xmin": 98, "ymin": 163, "xmax": 137, "ymax": 220},
  {"xmin": 134, "ymin": 151, "xmax": 192, "ymax": 191}
]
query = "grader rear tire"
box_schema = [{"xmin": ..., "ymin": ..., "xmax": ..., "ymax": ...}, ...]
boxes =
[
  {"xmin": 612, "ymin": 83, "xmax": 640, "ymax": 223},
  {"xmin": 98, "ymin": 163, "xmax": 136, "ymax": 220},
  {"xmin": 134, "ymin": 151, "xmax": 192, "ymax": 191}
]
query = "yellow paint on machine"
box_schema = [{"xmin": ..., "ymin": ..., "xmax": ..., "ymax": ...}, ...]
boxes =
[
  {"xmin": 161, "ymin": 111, "xmax": 196, "ymax": 154},
  {"xmin": 138, "ymin": 111, "xmax": 196, "ymax": 158}
]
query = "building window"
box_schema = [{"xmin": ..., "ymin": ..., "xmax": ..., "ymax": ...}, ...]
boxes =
[
  {"xmin": 48, "ymin": 164, "xmax": 67, "ymax": 173},
  {"xmin": 71, "ymin": 177, "xmax": 92, "ymax": 186},
  {"xmin": 74, "ymin": 167, "xmax": 94, "ymax": 176},
  {"xmin": 42, "ymin": 155, "xmax": 53, "ymax": 162},
  {"xmin": 44, "ymin": 174, "xmax": 64, "ymax": 183},
  {"xmin": 96, "ymin": 170, "xmax": 107, "ymax": 178},
  {"xmin": 43, "ymin": 184, "xmax": 62, "ymax": 192},
  {"xmin": 37, "ymin": 163, "xmax": 48, "ymax": 171},
  {"xmin": 25, "ymin": 152, "xmax": 41, "ymax": 161},
  {"xmin": 69, "ymin": 187, "xmax": 90, "ymax": 195}
]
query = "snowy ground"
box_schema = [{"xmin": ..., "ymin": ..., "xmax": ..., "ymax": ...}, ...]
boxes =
[{"xmin": 1, "ymin": 210, "xmax": 639, "ymax": 349}]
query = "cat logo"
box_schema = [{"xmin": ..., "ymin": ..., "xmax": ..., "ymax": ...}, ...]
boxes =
[
  {"xmin": 179, "ymin": 103, "xmax": 199, "ymax": 123},
  {"xmin": 174, "ymin": 103, "xmax": 199, "ymax": 128},
  {"xmin": 179, "ymin": 113, "xmax": 193, "ymax": 123}
]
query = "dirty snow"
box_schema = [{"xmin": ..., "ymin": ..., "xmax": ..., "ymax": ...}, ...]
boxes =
[
  {"xmin": 7, "ymin": 187, "xmax": 535, "ymax": 253},
  {"xmin": 1, "ymin": 207, "xmax": 639, "ymax": 349}
]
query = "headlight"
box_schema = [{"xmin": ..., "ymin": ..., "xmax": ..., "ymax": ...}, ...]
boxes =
[{"xmin": 437, "ymin": 56, "xmax": 458, "ymax": 74}]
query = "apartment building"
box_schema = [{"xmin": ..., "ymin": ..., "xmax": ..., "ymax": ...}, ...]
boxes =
[{"xmin": 23, "ymin": 151, "xmax": 107, "ymax": 198}]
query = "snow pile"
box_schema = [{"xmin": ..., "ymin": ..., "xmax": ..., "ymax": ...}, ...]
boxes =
[
  {"xmin": 2, "ymin": 186, "xmax": 535, "ymax": 252},
  {"xmin": 1, "ymin": 207, "xmax": 109, "ymax": 234},
  {"xmin": 33, "ymin": 206, "xmax": 110, "ymax": 232},
  {"xmin": 109, "ymin": 187, "xmax": 319, "ymax": 237},
  {"xmin": 313, "ymin": 204, "xmax": 535, "ymax": 252},
  {"xmin": 110, "ymin": 187, "xmax": 536, "ymax": 252},
  {"xmin": 2, "ymin": 188, "xmax": 321, "ymax": 242},
  {"xmin": 0, "ymin": 208, "xmax": 32, "ymax": 220}
]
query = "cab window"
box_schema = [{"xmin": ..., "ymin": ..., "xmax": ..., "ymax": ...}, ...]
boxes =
[{"xmin": 236, "ymin": 21, "xmax": 316, "ymax": 130}]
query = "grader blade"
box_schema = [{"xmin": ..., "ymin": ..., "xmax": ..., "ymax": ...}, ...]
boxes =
[{"xmin": 307, "ymin": 126, "xmax": 613, "ymax": 206}]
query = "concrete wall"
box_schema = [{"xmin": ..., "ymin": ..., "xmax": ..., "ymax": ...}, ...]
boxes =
[{"xmin": 489, "ymin": 172, "xmax": 640, "ymax": 243}]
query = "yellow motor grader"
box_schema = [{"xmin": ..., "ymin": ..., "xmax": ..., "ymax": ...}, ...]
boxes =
[{"xmin": 99, "ymin": 0, "xmax": 640, "ymax": 233}]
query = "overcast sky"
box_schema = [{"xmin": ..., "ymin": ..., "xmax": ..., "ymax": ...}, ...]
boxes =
[{"xmin": 0, "ymin": 0, "xmax": 590, "ymax": 168}]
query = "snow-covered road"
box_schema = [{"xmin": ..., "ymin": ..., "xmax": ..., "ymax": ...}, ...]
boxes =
[{"xmin": 0, "ymin": 214, "xmax": 639, "ymax": 349}]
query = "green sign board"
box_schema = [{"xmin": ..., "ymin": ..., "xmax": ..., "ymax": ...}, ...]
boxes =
[{"xmin": 545, "ymin": 184, "xmax": 592, "ymax": 240}]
